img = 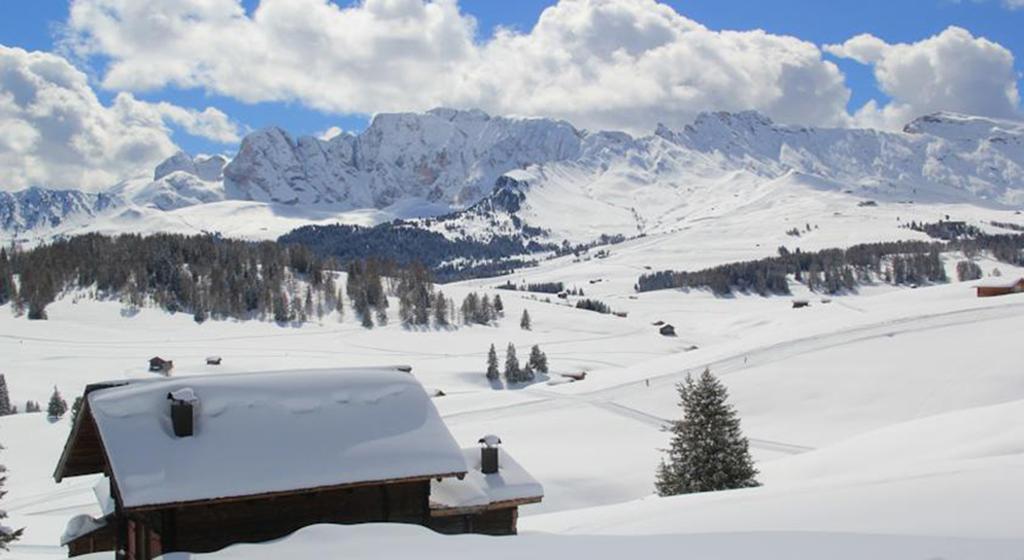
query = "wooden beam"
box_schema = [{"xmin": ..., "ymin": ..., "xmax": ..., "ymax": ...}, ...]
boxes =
[{"xmin": 126, "ymin": 472, "xmax": 467, "ymax": 513}]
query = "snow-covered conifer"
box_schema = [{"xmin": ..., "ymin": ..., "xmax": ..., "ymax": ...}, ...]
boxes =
[
  {"xmin": 655, "ymin": 368, "xmax": 759, "ymax": 496},
  {"xmin": 486, "ymin": 344, "xmax": 500, "ymax": 381},
  {"xmin": 47, "ymin": 387, "xmax": 68, "ymax": 420}
]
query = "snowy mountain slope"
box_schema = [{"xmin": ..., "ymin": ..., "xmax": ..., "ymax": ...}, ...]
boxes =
[
  {"xmin": 5, "ymin": 265, "xmax": 1024, "ymax": 558},
  {"xmin": 0, "ymin": 187, "xmax": 121, "ymax": 235},
  {"xmin": 4, "ymin": 109, "xmax": 1023, "ymax": 245},
  {"xmin": 223, "ymin": 108, "xmax": 583, "ymax": 207},
  {"xmin": 491, "ymin": 111, "xmax": 1024, "ymax": 243}
]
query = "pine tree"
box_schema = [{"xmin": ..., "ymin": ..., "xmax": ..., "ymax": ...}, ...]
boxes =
[
  {"xmin": 434, "ymin": 291, "xmax": 449, "ymax": 327},
  {"xmin": 0, "ymin": 445, "xmax": 24, "ymax": 550},
  {"xmin": 70, "ymin": 397, "xmax": 84, "ymax": 424},
  {"xmin": 655, "ymin": 368, "xmax": 759, "ymax": 496},
  {"xmin": 520, "ymin": 309, "xmax": 531, "ymax": 330},
  {"xmin": 493, "ymin": 294, "xmax": 504, "ymax": 315},
  {"xmin": 0, "ymin": 375, "xmax": 10, "ymax": 416},
  {"xmin": 47, "ymin": 387, "xmax": 68, "ymax": 420},
  {"xmin": 522, "ymin": 361, "xmax": 535, "ymax": 382},
  {"xmin": 504, "ymin": 343, "xmax": 521, "ymax": 384},
  {"xmin": 528, "ymin": 345, "xmax": 548, "ymax": 374},
  {"xmin": 486, "ymin": 344, "xmax": 500, "ymax": 382}
]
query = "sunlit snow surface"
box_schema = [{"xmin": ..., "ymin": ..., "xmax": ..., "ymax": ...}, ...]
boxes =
[{"xmin": 4, "ymin": 215, "xmax": 1024, "ymax": 557}]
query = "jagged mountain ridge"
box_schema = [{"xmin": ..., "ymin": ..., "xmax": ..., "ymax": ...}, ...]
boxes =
[
  {"xmin": 1, "ymin": 109, "xmax": 1022, "ymax": 243},
  {"xmin": 223, "ymin": 108, "xmax": 584, "ymax": 207}
]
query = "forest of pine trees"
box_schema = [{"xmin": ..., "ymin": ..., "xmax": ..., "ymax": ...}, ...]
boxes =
[
  {"xmin": 460, "ymin": 292, "xmax": 500, "ymax": 325},
  {"xmin": 655, "ymin": 368, "xmax": 759, "ymax": 496},
  {"xmin": 5, "ymin": 233, "xmax": 337, "ymax": 323},
  {"xmin": 3, "ymin": 233, "xmax": 489, "ymax": 331},
  {"xmin": 638, "ymin": 227, "xmax": 1024, "ymax": 296}
]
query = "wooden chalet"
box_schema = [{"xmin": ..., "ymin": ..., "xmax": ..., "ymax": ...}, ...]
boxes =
[
  {"xmin": 976, "ymin": 278, "xmax": 1024, "ymax": 298},
  {"xmin": 147, "ymin": 357, "xmax": 173, "ymax": 374},
  {"xmin": 55, "ymin": 368, "xmax": 543, "ymax": 559}
]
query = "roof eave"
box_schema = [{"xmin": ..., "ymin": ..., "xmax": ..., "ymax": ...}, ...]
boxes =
[{"xmin": 124, "ymin": 470, "xmax": 469, "ymax": 513}]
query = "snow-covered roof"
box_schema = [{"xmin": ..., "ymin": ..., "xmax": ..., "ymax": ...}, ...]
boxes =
[
  {"xmin": 430, "ymin": 448, "xmax": 543, "ymax": 514},
  {"xmin": 61, "ymin": 514, "xmax": 108, "ymax": 546},
  {"xmin": 86, "ymin": 367, "xmax": 468, "ymax": 509}
]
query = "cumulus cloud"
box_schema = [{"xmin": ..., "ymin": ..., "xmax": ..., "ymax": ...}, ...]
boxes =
[
  {"xmin": 826, "ymin": 26, "xmax": 1021, "ymax": 129},
  {"xmin": 64, "ymin": 0, "xmax": 853, "ymax": 133},
  {"xmin": 0, "ymin": 45, "xmax": 242, "ymax": 191}
]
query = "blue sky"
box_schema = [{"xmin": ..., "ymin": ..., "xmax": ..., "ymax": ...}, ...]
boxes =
[{"xmin": 0, "ymin": 0, "xmax": 1021, "ymax": 176}]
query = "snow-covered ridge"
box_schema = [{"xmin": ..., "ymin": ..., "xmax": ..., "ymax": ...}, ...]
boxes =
[
  {"xmin": 223, "ymin": 108, "xmax": 583, "ymax": 207},
  {"xmin": 2, "ymin": 108, "xmax": 1023, "ymax": 243}
]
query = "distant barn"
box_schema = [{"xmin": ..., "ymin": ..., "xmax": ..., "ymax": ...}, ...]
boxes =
[
  {"xmin": 792, "ymin": 299, "xmax": 810, "ymax": 309},
  {"xmin": 976, "ymin": 278, "xmax": 1024, "ymax": 298},
  {"xmin": 205, "ymin": 356, "xmax": 222, "ymax": 366},
  {"xmin": 55, "ymin": 368, "xmax": 542, "ymax": 559},
  {"xmin": 659, "ymin": 324, "xmax": 676, "ymax": 337},
  {"xmin": 148, "ymin": 357, "xmax": 173, "ymax": 374}
]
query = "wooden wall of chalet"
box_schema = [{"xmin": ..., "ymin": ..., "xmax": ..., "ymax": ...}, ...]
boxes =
[
  {"xmin": 429, "ymin": 507, "xmax": 518, "ymax": 536},
  {"xmin": 66, "ymin": 525, "xmax": 116, "ymax": 558},
  {"xmin": 125, "ymin": 480, "xmax": 431, "ymax": 559}
]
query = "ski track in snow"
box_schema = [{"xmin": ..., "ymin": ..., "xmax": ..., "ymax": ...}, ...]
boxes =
[{"xmin": 444, "ymin": 300, "xmax": 1024, "ymax": 457}]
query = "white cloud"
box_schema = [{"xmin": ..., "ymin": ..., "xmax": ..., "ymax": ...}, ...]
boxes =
[
  {"xmin": 0, "ymin": 45, "xmax": 241, "ymax": 191},
  {"xmin": 64, "ymin": 0, "xmax": 854, "ymax": 133},
  {"xmin": 826, "ymin": 26, "xmax": 1021, "ymax": 129},
  {"xmin": 316, "ymin": 126, "xmax": 345, "ymax": 141},
  {"xmin": 1002, "ymin": 0, "xmax": 1024, "ymax": 9}
]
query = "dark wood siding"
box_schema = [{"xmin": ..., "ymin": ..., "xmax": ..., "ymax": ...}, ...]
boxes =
[
  {"xmin": 429, "ymin": 507, "xmax": 519, "ymax": 536},
  {"xmin": 153, "ymin": 480, "xmax": 430, "ymax": 555}
]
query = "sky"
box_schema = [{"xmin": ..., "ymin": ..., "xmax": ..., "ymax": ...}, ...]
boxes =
[{"xmin": 0, "ymin": 0, "xmax": 1022, "ymax": 191}]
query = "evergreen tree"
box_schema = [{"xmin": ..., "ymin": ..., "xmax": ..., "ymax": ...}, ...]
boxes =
[
  {"xmin": 47, "ymin": 387, "xmax": 68, "ymax": 420},
  {"xmin": 493, "ymin": 294, "xmax": 504, "ymax": 315},
  {"xmin": 0, "ymin": 375, "xmax": 10, "ymax": 416},
  {"xmin": 0, "ymin": 445, "xmax": 24, "ymax": 550},
  {"xmin": 479, "ymin": 295, "xmax": 494, "ymax": 324},
  {"xmin": 528, "ymin": 345, "xmax": 549, "ymax": 374},
  {"xmin": 655, "ymin": 368, "xmax": 759, "ymax": 496},
  {"xmin": 503, "ymin": 343, "xmax": 521, "ymax": 384},
  {"xmin": 522, "ymin": 361, "xmax": 535, "ymax": 382},
  {"xmin": 486, "ymin": 344, "xmax": 500, "ymax": 381},
  {"xmin": 433, "ymin": 291, "xmax": 450, "ymax": 327},
  {"xmin": 24, "ymin": 401, "xmax": 40, "ymax": 414},
  {"xmin": 520, "ymin": 309, "xmax": 531, "ymax": 330}
]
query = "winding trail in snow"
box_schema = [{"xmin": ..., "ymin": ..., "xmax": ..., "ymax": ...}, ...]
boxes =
[{"xmin": 443, "ymin": 300, "xmax": 1024, "ymax": 456}]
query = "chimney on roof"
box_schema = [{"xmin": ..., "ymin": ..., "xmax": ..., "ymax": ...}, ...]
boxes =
[
  {"xmin": 168, "ymin": 388, "xmax": 198, "ymax": 438},
  {"xmin": 478, "ymin": 434, "xmax": 501, "ymax": 474}
]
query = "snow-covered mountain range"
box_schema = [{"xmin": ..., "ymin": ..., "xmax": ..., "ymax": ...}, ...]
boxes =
[{"xmin": 1, "ymin": 108, "xmax": 1022, "ymax": 243}]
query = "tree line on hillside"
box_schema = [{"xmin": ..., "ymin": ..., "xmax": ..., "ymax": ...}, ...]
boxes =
[
  {"xmin": 636, "ymin": 228, "xmax": 1024, "ymax": 296},
  {"xmin": 4, "ymin": 233, "xmax": 336, "ymax": 322},
  {"xmin": 278, "ymin": 223, "xmax": 551, "ymax": 282}
]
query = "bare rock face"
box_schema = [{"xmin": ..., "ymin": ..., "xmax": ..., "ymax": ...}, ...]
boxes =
[{"xmin": 223, "ymin": 108, "xmax": 583, "ymax": 207}]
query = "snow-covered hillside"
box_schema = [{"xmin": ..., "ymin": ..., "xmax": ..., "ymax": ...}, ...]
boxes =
[
  {"xmin": 3, "ymin": 242, "xmax": 1024, "ymax": 557},
  {"xmin": 3, "ymin": 109, "xmax": 1022, "ymax": 245}
]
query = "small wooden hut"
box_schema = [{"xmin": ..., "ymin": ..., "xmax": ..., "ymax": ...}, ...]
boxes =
[
  {"xmin": 976, "ymin": 278, "xmax": 1024, "ymax": 298},
  {"xmin": 148, "ymin": 357, "xmax": 173, "ymax": 374}
]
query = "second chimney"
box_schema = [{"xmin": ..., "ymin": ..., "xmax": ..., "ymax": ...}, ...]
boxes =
[{"xmin": 478, "ymin": 434, "xmax": 501, "ymax": 474}]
